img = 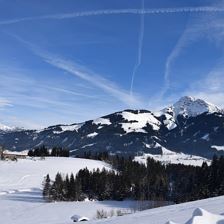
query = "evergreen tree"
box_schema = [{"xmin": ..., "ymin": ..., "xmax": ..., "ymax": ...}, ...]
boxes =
[
  {"xmin": 64, "ymin": 174, "xmax": 70, "ymax": 200},
  {"xmin": 51, "ymin": 173, "xmax": 64, "ymax": 201},
  {"xmin": 69, "ymin": 173, "xmax": 76, "ymax": 200},
  {"xmin": 43, "ymin": 153, "xmax": 224, "ymax": 203},
  {"xmin": 43, "ymin": 174, "xmax": 51, "ymax": 201}
]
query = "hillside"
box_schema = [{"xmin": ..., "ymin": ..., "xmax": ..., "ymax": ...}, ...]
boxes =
[
  {"xmin": 0, "ymin": 157, "xmax": 110, "ymax": 192},
  {"xmin": 0, "ymin": 155, "xmax": 223, "ymax": 224},
  {"xmin": 1, "ymin": 96, "xmax": 224, "ymax": 161},
  {"xmin": 0, "ymin": 157, "xmax": 223, "ymax": 224},
  {"xmin": 87, "ymin": 196, "xmax": 224, "ymax": 224},
  {"xmin": 0, "ymin": 157, "xmax": 155, "ymax": 224}
]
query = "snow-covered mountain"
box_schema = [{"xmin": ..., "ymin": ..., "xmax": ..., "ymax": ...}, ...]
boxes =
[
  {"xmin": 0, "ymin": 123, "xmax": 15, "ymax": 132},
  {"xmin": 162, "ymin": 96, "xmax": 221, "ymax": 119},
  {"xmin": 0, "ymin": 96, "xmax": 224, "ymax": 161}
]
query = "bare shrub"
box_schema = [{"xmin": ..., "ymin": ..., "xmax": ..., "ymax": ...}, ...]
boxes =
[
  {"xmin": 116, "ymin": 210, "xmax": 123, "ymax": 216},
  {"xmin": 96, "ymin": 209, "xmax": 108, "ymax": 219},
  {"xmin": 109, "ymin": 209, "xmax": 115, "ymax": 217}
]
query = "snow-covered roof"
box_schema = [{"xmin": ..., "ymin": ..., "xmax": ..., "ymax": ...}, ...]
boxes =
[{"xmin": 3, "ymin": 150, "xmax": 28, "ymax": 156}]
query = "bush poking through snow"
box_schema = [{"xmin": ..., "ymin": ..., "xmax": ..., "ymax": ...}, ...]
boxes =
[
  {"xmin": 96, "ymin": 209, "xmax": 133, "ymax": 219},
  {"xmin": 96, "ymin": 209, "xmax": 109, "ymax": 219}
]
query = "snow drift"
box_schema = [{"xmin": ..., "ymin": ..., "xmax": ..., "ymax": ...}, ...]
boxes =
[{"xmin": 167, "ymin": 208, "xmax": 224, "ymax": 224}]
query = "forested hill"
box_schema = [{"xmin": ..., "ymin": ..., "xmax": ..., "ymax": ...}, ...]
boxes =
[{"xmin": 1, "ymin": 96, "xmax": 224, "ymax": 159}]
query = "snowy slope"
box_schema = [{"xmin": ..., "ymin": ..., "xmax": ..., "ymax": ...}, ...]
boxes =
[
  {"xmin": 0, "ymin": 157, "xmax": 110, "ymax": 192},
  {"xmin": 0, "ymin": 157, "xmax": 224, "ymax": 224},
  {"xmin": 0, "ymin": 191, "xmax": 140, "ymax": 224},
  {"xmin": 87, "ymin": 196, "xmax": 224, "ymax": 224},
  {"xmin": 134, "ymin": 144, "xmax": 210, "ymax": 166},
  {"xmin": 0, "ymin": 157, "xmax": 146, "ymax": 224},
  {"xmin": 38, "ymin": 123, "xmax": 84, "ymax": 134},
  {"xmin": 1, "ymin": 193, "xmax": 223, "ymax": 224},
  {"xmin": 93, "ymin": 118, "xmax": 111, "ymax": 126},
  {"xmin": 120, "ymin": 111, "xmax": 161, "ymax": 133},
  {"xmin": 60, "ymin": 123, "xmax": 83, "ymax": 132},
  {"xmin": 178, "ymin": 208, "xmax": 224, "ymax": 224}
]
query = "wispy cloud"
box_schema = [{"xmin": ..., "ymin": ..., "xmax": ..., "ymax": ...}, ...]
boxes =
[
  {"xmin": 184, "ymin": 62, "xmax": 224, "ymax": 107},
  {"xmin": 44, "ymin": 86, "xmax": 101, "ymax": 99},
  {"xmin": 1, "ymin": 6, "xmax": 224, "ymax": 26},
  {"xmin": 40, "ymin": 53, "xmax": 140, "ymax": 106},
  {"xmin": 158, "ymin": 1, "xmax": 224, "ymax": 98},
  {"xmin": 0, "ymin": 98, "xmax": 12, "ymax": 108},
  {"xmin": 160, "ymin": 26, "xmax": 196, "ymax": 97},
  {"xmin": 9, "ymin": 34, "xmax": 140, "ymax": 106},
  {"xmin": 147, "ymin": 1, "xmax": 224, "ymax": 109},
  {"xmin": 130, "ymin": 0, "xmax": 145, "ymax": 96},
  {"xmin": 0, "ymin": 69, "xmax": 126, "ymax": 128},
  {"xmin": 0, "ymin": 68, "xmax": 112, "ymax": 109}
]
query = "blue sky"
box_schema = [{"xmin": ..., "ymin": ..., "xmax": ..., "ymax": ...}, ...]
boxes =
[{"xmin": 1, "ymin": 0, "xmax": 224, "ymax": 129}]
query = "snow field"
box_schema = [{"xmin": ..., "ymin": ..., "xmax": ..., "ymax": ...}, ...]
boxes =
[{"xmin": 0, "ymin": 157, "xmax": 111, "ymax": 192}]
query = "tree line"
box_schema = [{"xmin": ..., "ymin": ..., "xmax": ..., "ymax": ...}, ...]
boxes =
[
  {"xmin": 28, "ymin": 146, "xmax": 69, "ymax": 157},
  {"xmin": 43, "ymin": 153, "xmax": 224, "ymax": 203}
]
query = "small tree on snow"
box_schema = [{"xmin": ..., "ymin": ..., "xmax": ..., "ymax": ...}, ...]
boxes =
[{"xmin": 43, "ymin": 174, "xmax": 51, "ymax": 201}]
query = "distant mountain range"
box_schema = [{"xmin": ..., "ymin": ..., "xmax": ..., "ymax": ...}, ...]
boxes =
[{"xmin": 1, "ymin": 96, "xmax": 224, "ymax": 159}]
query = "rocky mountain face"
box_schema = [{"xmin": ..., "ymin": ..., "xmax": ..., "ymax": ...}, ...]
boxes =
[{"xmin": 0, "ymin": 96, "xmax": 224, "ymax": 158}]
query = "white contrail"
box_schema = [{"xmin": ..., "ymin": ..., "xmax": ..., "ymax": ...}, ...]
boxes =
[
  {"xmin": 160, "ymin": 16, "xmax": 208, "ymax": 97},
  {"xmin": 161, "ymin": 32, "xmax": 187, "ymax": 97},
  {"xmin": 130, "ymin": 0, "xmax": 145, "ymax": 96},
  {"xmin": 147, "ymin": 23, "xmax": 199, "ymax": 106},
  {"xmin": 40, "ymin": 53, "xmax": 140, "ymax": 106},
  {"xmin": 0, "ymin": 98, "xmax": 12, "ymax": 108},
  {"xmin": 0, "ymin": 6, "xmax": 224, "ymax": 25},
  {"xmin": 158, "ymin": 11, "xmax": 223, "ymax": 99},
  {"xmin": 9, "ymin": 34, "xmax": 140, "ymax": 106}
]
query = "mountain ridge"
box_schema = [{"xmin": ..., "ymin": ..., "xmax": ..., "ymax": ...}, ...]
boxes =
[
  {"xmin": 0, "ymin": 96, "xmax": 224, "ymax": 160},
  {"xmin": 1, "ymin": 96, "xmax": 222, "ymax": 132}
]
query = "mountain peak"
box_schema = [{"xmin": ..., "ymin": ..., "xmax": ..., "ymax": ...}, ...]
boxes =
[
  {"xmin": 176, "ymin": 95, "xmax": 195, "ymax": 103},
  {"xmin": 171, "ymin": 96, "xmax": 221, "ymax": 118},
  {"xmin": 0, "ymin": 123, "xmax": 16, "ymax": 132}
]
